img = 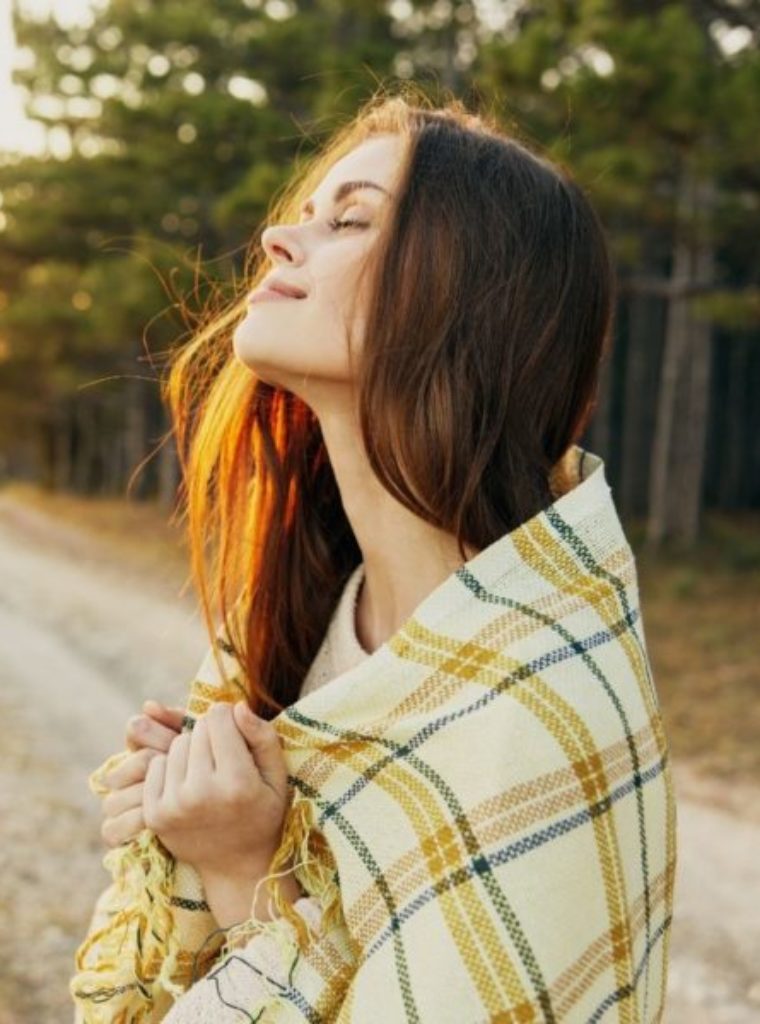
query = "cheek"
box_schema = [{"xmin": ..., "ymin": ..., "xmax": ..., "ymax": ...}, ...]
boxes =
[
  {"xmin": 316, "ymin": 240, "xmax": 374, "ymax": 304},
  {"xmin": 317, "ymin": 287, "xmax": 348, "ymax": 325},
  {"xmin": 317, "ymin": 249, "xmax": 374, "ymax": 331}
]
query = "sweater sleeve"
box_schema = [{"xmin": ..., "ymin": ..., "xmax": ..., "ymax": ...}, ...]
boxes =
[
  {"xmin": 160, "ymin": 895, "xmax": 324, "ymax": 1023},
  {"xmin": 70, "ymin": 816, "xmax": 227, "ymax": 1022},
  {"xmin": 71, "ymin": 869, "xmax": 224, "ymax": 1022},
  {"xmin": 72, "ymin": 880, "xmax": 121, "ymax": 1024}
]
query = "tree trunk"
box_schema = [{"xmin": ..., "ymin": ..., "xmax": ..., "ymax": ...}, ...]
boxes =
[
  {"xmin": 585, "ymin": 334, "xmax": 614, "ymax": 460},
  {"xmin": 157, "ymin": 430, "xmax": 181, "ymax": 510},
  {"xmin": 716, "ymin": 335, "xmax": 752, "ymax": 509},
  {"xmin": 619, "ymin": 285, "xmax": 665, "ymax": 518},
  {"xmin": 100, "ymin": 401, "xmax": 124, "ymax": 496},
  {"xmin": 51, "ymin": 401, "xmax": 73, "ymax": 492},
  {"xmin": 124, "ymin": 376, "xmax": 148, "ymax": 500},
  {"xmin": 646, "ymin": 165, "xmax": 715, "ymax": 549},
  {"xmin": 72, "ymin": 398, "xmax": 98, "ymax": 495},
  {"xmin": 751, "ymin": 346, "xmax": 760, "ymax": 506}
]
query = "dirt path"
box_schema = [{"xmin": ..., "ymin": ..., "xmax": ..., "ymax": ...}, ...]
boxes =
[
  {"xmin": 0, "ymin": 490, "xmax": 758, "ymax": 1022},
  {"xmin": 0, "ymin": 492, "xmax": 210, "ymax": 1024}
]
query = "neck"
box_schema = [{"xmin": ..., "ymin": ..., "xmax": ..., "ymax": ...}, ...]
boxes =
[{"xmin": 317, "ymin": 403, "xmax": 479, "ymax": 654}]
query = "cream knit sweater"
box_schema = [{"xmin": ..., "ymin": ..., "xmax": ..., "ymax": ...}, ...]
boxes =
[{"xmin": 299, "ymin": 562, "xmax": 369, "ymax": 698}]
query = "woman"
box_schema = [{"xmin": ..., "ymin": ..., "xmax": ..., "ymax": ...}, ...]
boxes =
[{"xmin": 71, "ymin": 88, "xmax": 677, "ymax": 1022}]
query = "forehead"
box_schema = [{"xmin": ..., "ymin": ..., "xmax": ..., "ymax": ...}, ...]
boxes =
[{"xmin": 305, "ymin": 134, "xmax": 403, "ymax": 208}]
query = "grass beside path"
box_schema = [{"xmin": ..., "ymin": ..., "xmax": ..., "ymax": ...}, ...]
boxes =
[
  {"xmin": 0, "ymin": 479, "xmax": 191, "ymax": 593},
  {"xmin": 630, "ymin": 510, "xmax": 760, "ymax": 789}
]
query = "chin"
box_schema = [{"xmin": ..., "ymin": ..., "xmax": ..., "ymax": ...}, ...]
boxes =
[
  {"xmin": 231, "ymin": 321, "xmax": 351, "ymax": 391},
  {"xmin": 232, "ymin": 319, "xmax": 273, "ymax": 361},
  {"xmin": 231, "ymin": 333, "xmax": 276, "ymax": 380},
  {"xmin": 231, "ymin": 332, "xmax": 300, "ymax": 392}
]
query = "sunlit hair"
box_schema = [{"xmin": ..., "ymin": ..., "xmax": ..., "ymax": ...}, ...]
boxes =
[{"xmin": 162, "ymin": 83, "xmax": 616, "ymax": 718}]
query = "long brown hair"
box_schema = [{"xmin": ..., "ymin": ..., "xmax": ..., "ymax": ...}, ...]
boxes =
[{"xmin": 162, "ymin": 84, "xmax": 616, "ymax": 719}]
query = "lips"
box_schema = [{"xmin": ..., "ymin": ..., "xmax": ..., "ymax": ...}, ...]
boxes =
[{"xmin": 261, "ymin": 278, "xmax": 307, "ymax": 299}]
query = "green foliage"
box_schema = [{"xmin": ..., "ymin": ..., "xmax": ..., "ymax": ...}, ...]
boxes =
[
  {"xmin": 0, "ymin": 0, "xmax": 758, "ymax": 505},
  {"xmin": 0, "ymin": 0, "xmax": 401, "ymax": 430},
  {"xmin": 692, "ymin": 288, "xmax": 760, "ymax": 330}
]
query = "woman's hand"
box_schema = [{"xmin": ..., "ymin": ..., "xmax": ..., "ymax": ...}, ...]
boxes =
[
  {"xmin": 125, "ymin": 700, "xmax": 186, "ymax": 753},
  {"xmin": 99, "ymin": 700, "xmax": 185, "ymax": 848},
  {"xmin": 142, "ymin": 701, "xmax": 291, "ymax": 885}
]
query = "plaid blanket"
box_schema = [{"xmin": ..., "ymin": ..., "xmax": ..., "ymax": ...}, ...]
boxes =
[{"xmin": 70, "ymin": 445, "xmax": 677, "ymax": 1022}]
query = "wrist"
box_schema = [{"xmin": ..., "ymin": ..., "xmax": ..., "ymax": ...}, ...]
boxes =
[
  {"xmin": 198, "ymin": 866, "xmax": 257, "ymax": 930},
  {"xmin": 199, "ymin": 854, "xmax": 302, "ymax": 930}
]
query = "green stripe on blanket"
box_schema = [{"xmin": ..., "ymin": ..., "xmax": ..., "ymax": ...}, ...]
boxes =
[{"xmin": 71, "ymin": 445, "xmax": 677, "ymax": 1023}]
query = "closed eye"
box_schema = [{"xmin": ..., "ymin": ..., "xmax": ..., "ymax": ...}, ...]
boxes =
[{"xmin": 328, "ymin": 216, "xmax": 369, "ymax": 231}]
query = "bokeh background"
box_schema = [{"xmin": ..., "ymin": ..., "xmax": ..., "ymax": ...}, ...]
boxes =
[{"xmin": 0, "ymin": 1, "xmax": 758, "ymax": 1021}]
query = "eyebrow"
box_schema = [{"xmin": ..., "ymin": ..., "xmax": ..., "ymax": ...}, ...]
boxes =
[{"xmin": 300, "ymin": 179, "xmax": 391, "ymax": 216}]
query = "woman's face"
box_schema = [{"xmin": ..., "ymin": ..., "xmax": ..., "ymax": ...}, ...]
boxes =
[{"xmin": 232, "ymin": 133, "xmax": 404, "ymax": 407}]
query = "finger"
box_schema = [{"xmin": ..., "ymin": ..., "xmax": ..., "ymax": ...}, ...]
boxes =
[
  {"xmin": 102, "ymin": 780, "xmax": 143, "ymax": 819},
  {"xmin": 125, "ymin": 713, "xmax": 182, "ymax": 754},
  {"xmin": 164, "ymin": 731, "xmax": 192, "ymax": 793},
  {"xmin": 186, "ymin": 714, "xmax": 215, "ymax": 786},
  {"xmin": 232, "ymin": 701, "xmax": 288, "ymax": 797},
  {"xmin": 103, "ymin": 748, "xmax": 159, "ymax": 790},
  {"xmin": 143, "ymin": 700, "xmax": 186, "ymax": 733},
  {"xmin": 143, "ymin": 753, "xmax": 167, "ymax": 823},
  {"xmin": 125, "ymin": 726, "xmax": 144, "ymax": 753},
  {"xmin": 101, "ymin": 807, "xmax": 147, "ymax": 848},
  {"xmin": 205, "ymin": 703, "xmax": 254, "ymax": 781}
]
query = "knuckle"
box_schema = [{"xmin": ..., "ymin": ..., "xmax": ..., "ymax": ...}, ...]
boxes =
[
  {"xmin": 195, "ymin": 783, "xmax": 212, "ymax": 805},
  {"xmin": 125, "ymin": 714, "xmax": 142, "ymax": 739},
  {"xmin": 143, "ymin": 804, "xmax": 161, "ymax": 831},
  {"xmin": 135, "ymin": 715, "xmax": 152, "ymax": 739},
  {"xmin": 107, "ymin": 756, "xmax": 134, "ymax": 790},
  {"xmin": 126, "ymin": 815, "xmax": 144, "ymax": 842},
  {"xmin": 157, "ymin": 730, "xmax": 175, "ymax": 753},
  {"xmin": 226, "ymin": 775, "xmax": 252, "ymax": 803},
  {"xmin": 169, "ymin": 731, "xmax": 187, "ymax": 752},
  {"xmin": 109, "ymin": 762, "xmax": 129, "ymax": 788},
  {"xmin": 164, "ymin": 801, "xmax": 181, "ymax": 825},
  {"xmin": 100, "ymin": 818, "xmax": 116, "ymax": 847},
  {"xmin": 176, "ymin": 787, "xmax": 197, "ymax": 813}
]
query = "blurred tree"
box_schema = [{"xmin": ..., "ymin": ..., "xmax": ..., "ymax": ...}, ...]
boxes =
[
  {"xmin": 0, "ymin": 0, "xmax": 758, "ymax": 545},
  {"xmin": 0, "ymin": 0, "xmax": 401, "ymax": 497},
  {"xmin": 473, "ymin": 0, "xmax": 760, "ymax": 546}
]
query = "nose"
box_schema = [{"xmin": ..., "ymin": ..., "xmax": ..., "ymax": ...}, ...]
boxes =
[{"xmin": 261, "ymin": 223, "xmax": 304, "ymax": 266}]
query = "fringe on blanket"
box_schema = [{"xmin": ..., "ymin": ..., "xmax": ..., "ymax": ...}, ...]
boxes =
[{"xmin": 70, "ymin": 754, "xmax": 343, "ymax": 1023}]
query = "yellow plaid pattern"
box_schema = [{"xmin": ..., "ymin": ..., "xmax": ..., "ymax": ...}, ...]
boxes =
[{"xmin": 70, "ymin": 445, "xmax": 676, "ymax": 1022}]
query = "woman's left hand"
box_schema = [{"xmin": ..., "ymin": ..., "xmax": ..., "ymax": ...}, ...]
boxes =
[{"xmin": 142, "ymin": 700, "xmax": 290, "ymax": 881}]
